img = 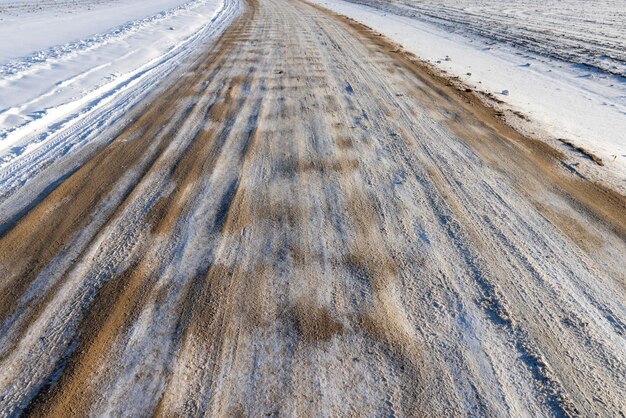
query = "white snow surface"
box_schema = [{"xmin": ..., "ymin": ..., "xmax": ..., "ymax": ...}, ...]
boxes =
[
  {"xmin": 0, "ymin": 0, "xmax": 240, "ymax": 185},
  {"xmin": 311, "ymin": 0, "xmax": 626, "ymax": 189},
  {"xmin": 0, "ymin": 0, "xmax": 192, "ymax": 62}
]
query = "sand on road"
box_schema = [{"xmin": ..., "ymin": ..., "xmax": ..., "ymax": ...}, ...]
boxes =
[{"xmin": 0, "ymin": 0, "xmax": 624, "ymax": 416}]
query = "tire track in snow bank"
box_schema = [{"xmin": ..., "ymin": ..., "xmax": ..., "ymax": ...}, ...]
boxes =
[{"xmin": 0, "ymin": 0, "xmax": 240, "ymax": 232}]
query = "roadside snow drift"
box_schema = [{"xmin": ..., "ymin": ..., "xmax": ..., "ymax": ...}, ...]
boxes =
[
  {"xmin": 311, "ymin": 0, "xmax": 626, "ymax": 190},
  {"xmin": 0, "ymin": 0, "xmax": 240, "ymax": 200}
]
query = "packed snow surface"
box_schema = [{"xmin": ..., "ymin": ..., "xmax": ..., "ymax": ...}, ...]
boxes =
[{"xmin": 312, "ymin": 0, "xmax": 626, "ymax": 188}]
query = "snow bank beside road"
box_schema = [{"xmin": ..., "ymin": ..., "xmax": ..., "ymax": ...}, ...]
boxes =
[
  {"xmin": 343, "ymin": 0, "xmax": 626, "ymax": 78},
  {"xmin": 311, "ymin": 0, "xmax": 626, "ymax": 190},
  {"xmin": 0, "ymin": 0, "xmax": 240, "ymax": 202}
]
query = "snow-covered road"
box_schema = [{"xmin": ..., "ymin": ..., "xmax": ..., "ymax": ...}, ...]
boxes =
[{"xmin": 0, "ymin": 0, "xmax": 624, "ymax": 415}]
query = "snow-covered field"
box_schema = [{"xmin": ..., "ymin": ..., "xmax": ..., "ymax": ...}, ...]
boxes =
[
  {"xmin": 0, "ymin": 0, "xmax": 240, "ymax": 200},
  {"xmin": 345, "ymin": 0, "xmax": 626, "ymax": 77},
  {"xmin": 311, "ymin": 0, "xmax": 626, "ymax": 191},
  {"xmin": 0, "ymin": 0, "xmax": 193, "ymax": 62}
]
